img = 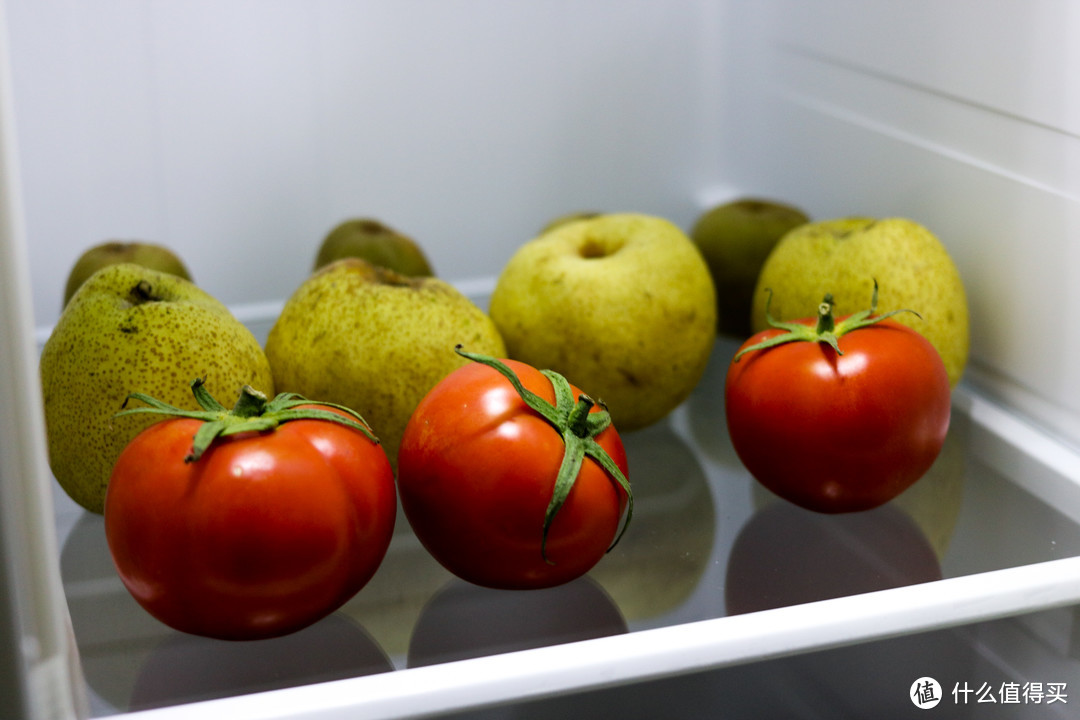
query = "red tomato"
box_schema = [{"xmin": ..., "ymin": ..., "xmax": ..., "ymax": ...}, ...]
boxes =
[
  {"xmin": 725, "ymin": 314, "xmax": 951, "ymax": 514},
  {"xmin": 105, "ymin": 403, "xmax": 396, "ymax": 640},
  {"xmin": 397, "ymin": 356, "xmax": 630, "ymax": 590}
]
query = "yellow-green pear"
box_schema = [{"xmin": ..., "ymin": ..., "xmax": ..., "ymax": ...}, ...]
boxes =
[
  {"xmin": 489, "ymin": 213, "xmax": 717, "ymax": 432},
  {"xmin": 690, "ymin": 198, "xmax": 809, "ymax": 337},
  {"xmin": 752, "ymin": 217, "xmax": 969, "ymax": 386},
  {"xmin": 314, "ymin": 218, "xmax": 434, "ymax": 277},
  {"xmin": 265, "ymin": 259, "xmax": 505, "ymax": 469},
  {"xmin": 40, "ymin": 264, "xmax": 275, "ymax": 513},
  {"xmin": 64, "ymin": 241, "xmax": 192, "ymax": 308}
]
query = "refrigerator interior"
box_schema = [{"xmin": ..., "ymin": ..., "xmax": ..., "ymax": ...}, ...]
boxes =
[{"xmin": 3, "ymin": 1, "xmax": 1080, "ymax": 718}]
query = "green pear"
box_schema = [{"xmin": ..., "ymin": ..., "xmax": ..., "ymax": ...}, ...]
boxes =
[
  {"xmin": 314, "ymin": 218, "xmax": 434, "ymax": 277},
  {"xmin": 751, "ymin": 217, "xmax": 969, "ymax": 386},
  {"xmin": 40, "ymin": 264, "xmax": 275, "ymax": 513},
  {"xmin": 489, "ymin": 213, "xmax": 717, "ymax": 432},
  {"xmin": 690, "ymin": 198, "xmax": 809, "ymax": 337},
  {"xmin": 265, "ymin": 259, "xmax": 506, "ymax": 469},
  {"xmin": 64, "ymin": 241, "xmax": 192, "ymax": 308}
]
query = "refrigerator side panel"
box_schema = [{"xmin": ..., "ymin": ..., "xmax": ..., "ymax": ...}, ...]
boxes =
[{"xmin": 0, "ymin": 2, "xmax": 86, "ymax": 718}]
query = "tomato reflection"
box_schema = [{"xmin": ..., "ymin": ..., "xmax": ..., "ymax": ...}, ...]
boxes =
[
  {"xmin": 407, "ymin": 576, "xmax": 627, "ymax": 668},
  {"xmin": 725, "ymin": 500, "xmax": 942, "ymax": 616},
  {"xmin": 129, "ymin": 613, "xmax": 393, "ymax": 711}
]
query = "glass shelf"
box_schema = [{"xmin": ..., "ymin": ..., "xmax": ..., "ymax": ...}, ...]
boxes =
[{"xmin": 51, "ymin": 334, "xmax": 1080, "ymax": 719}]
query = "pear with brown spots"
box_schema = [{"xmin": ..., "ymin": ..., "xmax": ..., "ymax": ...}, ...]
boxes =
[
  {"xmin": 40, "ymin": 264, "xmax": 274, "ymax": 513},
  {"xmin": 265, "ymin": 258, "xmax": 506, "ymax": 470},
  {"xmin": 752, "ymin": 217, "xmax": 969, "ymax": 386}
]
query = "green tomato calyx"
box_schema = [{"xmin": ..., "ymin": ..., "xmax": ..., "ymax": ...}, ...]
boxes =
[
  {"xmin": 115, "ymin": 378, "xmax": 379, "ymax": 463},
  {"xmin": 454, "ymin": 345, "xmax": 633, "ymax": 564},
  {"xmin": 734, "ymin": 280, "xmax": 920, "ymax": 361}
]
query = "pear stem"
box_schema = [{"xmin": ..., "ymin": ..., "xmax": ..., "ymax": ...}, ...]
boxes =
[{"xmin": 130, "ymin": 280, "xmax": 162, "ymax": 304}]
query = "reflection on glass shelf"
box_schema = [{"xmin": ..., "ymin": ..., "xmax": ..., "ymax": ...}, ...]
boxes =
[
  {"xmin": 61, "ymin": 513, "xmax": 394, "ymax": 714},
  {"xmin": 725, "ymin": 500, "xmax": 943, "ymax": 615},
  {"xmin": 55, "ymin": 337, "xmax": 1080, "ymax": 716},
  {"xmin": 407, "ymin": 578, "xmax": 626, "ymax": 668},
  {"xmin": 588, "ymin": 420, "xmax": 717, "ymax": 628},
  {"xmin": 128, "ymin": 615, "xmax": 392, "ymax": 712}
]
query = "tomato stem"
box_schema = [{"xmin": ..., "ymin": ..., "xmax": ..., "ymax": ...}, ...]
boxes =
[
  {"xmin": 567, "ymin": 394, "xmax": 596, "ymax": 438},
  {"xmin": 115, "ymin": 379, "xmax": 381, "ymax": 463},
  {"xmin": 815, "ymin": 295, "xmax": 837, "ymax": 334},
  {"xmin": 734, "ymin": 279, "xmax": 921, "ymax": 362},
  {"xmin": 230, "ymin": 385, "xmax": 270, "ymax": 418},
  {"xmin": 454, "ymin": 346, "xmax": 633, "ymax": 564}
]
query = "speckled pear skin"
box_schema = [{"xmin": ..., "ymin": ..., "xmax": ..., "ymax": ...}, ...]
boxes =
[
  {"xmin": 40, "ymin": 264, "xmax": 275, "ymax": 513},
  {"xmin": 751, "ymin": 217, "xmax": 970, "ymax": 386},
  {"xmin": 265, "ymin": 258, "xmax": 506, "ymax": 470}
]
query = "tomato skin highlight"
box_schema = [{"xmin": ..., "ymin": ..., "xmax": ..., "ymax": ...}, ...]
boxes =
[
  {"xmin": 104, "ymin": 406, "xmax": 396, "ymax": 641},
  {"xmin": 725, "ymin": 318, "xmax": 951, "ymax": 513},
  {"xmin": 397, "ymin": 359, "xmax": 629, "ymax": 590}
]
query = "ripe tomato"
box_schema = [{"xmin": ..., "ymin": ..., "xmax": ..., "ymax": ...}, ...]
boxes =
[
  {"xmin": 725, "ymin": 288, "xmax": 951, "ymax": 513},
  {"xmin": 105, "ymin": 383, "xmax": 396, "ymax": 640},
  {"xmin": 397, "ymin": 349, "xmax": 631, "ymax": 590}
]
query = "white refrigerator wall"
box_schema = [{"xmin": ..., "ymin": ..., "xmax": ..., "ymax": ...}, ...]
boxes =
[
  {"xmin": 7, "ymin": 0, "xmax": 1080, "ymax": 445},
  {"xmin": 7, "ymin": 0, "xmax": 728, "ymax": 321},
  {"xmin": 721, "ymin": 0, "xmax": 1080, "ymax": 446}
]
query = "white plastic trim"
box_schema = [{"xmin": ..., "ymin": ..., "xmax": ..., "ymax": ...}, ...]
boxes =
[{"xmin": 117, "ymin": 555, "xmax": 1080, "ymax": 720}]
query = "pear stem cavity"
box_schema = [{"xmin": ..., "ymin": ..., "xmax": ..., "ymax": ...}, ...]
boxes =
[
  {"xmin": 130, "ymin": 280, "xmax": 163, "ymax": 304},
  {"xmin": 116, "ymin": 377, "xmax": 380, "ymax": 463},
  {"xmin": 453, "ymin": 345, "xmax": 633, "ymax": 564},
  {"xmin": 734, "ymin": 279, "xmax": 922, "ymax": 361}
]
